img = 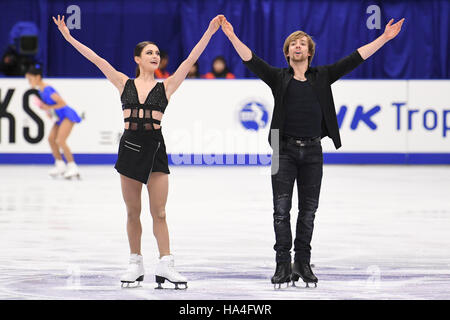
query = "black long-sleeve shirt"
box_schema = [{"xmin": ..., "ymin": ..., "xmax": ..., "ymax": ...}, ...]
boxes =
[
  {"xmin": 242, "ymin": 50, "xmax": 365, "ymax": 149},
  {"xmin": 283, "ymin": 78, "xmax": 322, "ymax": 138}
]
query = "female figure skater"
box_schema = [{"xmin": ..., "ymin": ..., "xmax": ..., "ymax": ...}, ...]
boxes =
[
  {"xmin": 25, "ymin": 63, "xmax": 82, "ymax": 179},
  {"xmin": 53, "ymin": 14, "xmax": 223, "ymax": 289}
]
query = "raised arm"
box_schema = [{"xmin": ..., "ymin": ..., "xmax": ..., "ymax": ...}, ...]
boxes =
[
  {"xmin": 37, "ymin": 92, "xmax": 67, "ymax": 111},
  {"xmin": 221, "ymin": 17, "xmax": 280, "ymax": 89},
  {"xmin": 327, "ymin": 18, "xmax": 405, "ymax": 84},
  {"xmin": 221, "ymin": 18, "xmax": 252, "ymax": 61},
  {"xmin": 52, "ymin": 15, "xmax": 128, "ymax": 93},
  {"xmin": 357, "ymin": 18, "xmax": 405, "ymax": 60},
  {"xmin": 164, "ymin": 15, "xmax": 222, "ymax": 99}
]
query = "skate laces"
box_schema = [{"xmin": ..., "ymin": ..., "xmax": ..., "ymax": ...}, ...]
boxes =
[
  {"xmin": 129, "ymin": 255, "xmax": 142, "ymax": 265},
  {"xmin": 167, "ymin": 259, "xmax": 175, "ymax": 268},
  {"xmin": 164, "ymin": 258, "xmax": 176, "ymax": 272}
]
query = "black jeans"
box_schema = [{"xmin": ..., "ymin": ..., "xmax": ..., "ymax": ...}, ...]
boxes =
[{"xmin": 271, "ymin": 138, "xmax": 323, "ymax": 264}]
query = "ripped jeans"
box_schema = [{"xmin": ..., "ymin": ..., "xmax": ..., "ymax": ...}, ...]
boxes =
[{"xmin": 271, "ymin": 139, "xmax": 323, "ymax": 263}]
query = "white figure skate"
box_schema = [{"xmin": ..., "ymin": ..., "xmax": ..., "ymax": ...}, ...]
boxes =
[
  {"xmin": 120, "ymin": 254, "xmax": 145, "ymax": 288},
  {"xmin": 63, "ymin": 161, "xmax": 81, "ymax": 180},
  {"xmin": 49, "ymin": 159, "xmax": 66, "ymax": 178},
  {"xmin": 155, "ymin": 255, "xmax": 188, "ymax": 290}
]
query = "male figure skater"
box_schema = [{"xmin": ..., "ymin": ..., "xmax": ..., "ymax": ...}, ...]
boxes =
[{"xmin": 221, "ymin": 16, "xmax": 405, "ymax": 287}]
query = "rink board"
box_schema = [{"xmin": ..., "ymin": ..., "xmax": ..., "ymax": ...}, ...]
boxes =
[
  {"xmin": 0, "ymin": 79, "xmax": 449, "ymax": 164},
  {"xmin": 1, "ymin": 153, "xmax": 450, "ymax": 165}
]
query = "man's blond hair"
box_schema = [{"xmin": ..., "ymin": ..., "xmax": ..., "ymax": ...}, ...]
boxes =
[{"xmin": 283, "ymin": 31, "xmax": 316, "ymax": 67}]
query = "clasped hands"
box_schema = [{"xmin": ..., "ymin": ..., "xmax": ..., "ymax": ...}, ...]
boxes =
[{"xmin": 207, "ymin": 15, "xmax": 235, "ymax": 39}]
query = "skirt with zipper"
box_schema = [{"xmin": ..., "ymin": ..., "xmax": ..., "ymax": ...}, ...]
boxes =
[{"xmin": 114, "ymin": 128, "xmax": 170, "ymax": 184}]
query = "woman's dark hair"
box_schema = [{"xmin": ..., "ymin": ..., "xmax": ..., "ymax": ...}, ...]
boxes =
[
  {"xmin": 211, "ymin": 56, "xmax": 230, "ymax": 78},
  {"xmin": 26, "ymin": 63, "xmax": 43, "ymax": 76},
  {"xmin": 160, "ymin": 50, "xmax": 169, "ymax": 61},
  {"xmin": 188, "ymin": 61, "xmax": 200, "ymax": 78},
  {"xmin": 134, "ymin": 41, "xmax": 158, "ymax": 77}
]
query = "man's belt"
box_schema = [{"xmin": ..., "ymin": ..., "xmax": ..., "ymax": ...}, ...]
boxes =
[{"xmin": 282, "ymin": 135, "xmax": 321, "ymax": 146}]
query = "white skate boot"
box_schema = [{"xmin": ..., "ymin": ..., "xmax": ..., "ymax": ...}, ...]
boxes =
[
  {"xmin": 63, "ymin": 161, "xmax": 81, "ymax": 180},
  {"xmin": 120, "ymin": 254, "xmax": 145, "ymax": 288},
  {"xmin": 154, "ymin": 255, "xmax": 188, "ymax": 290},
  {"xmin": 49, "ymin": 159, "xmax": 66, "ymax": 178}
]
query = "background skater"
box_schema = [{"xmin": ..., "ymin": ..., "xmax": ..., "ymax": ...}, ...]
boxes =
[{"xmin": 25, "ymin": 63, "xmax": 82, "ymax": 179}]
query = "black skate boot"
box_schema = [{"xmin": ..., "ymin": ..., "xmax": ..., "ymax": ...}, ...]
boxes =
[
  {"xmin": 271, "ymin": 262, "xmax": 291, "ymax": 289},
  {"xmin": 291, "ymin": 261, "xmax": 318, "ymax": 288}
]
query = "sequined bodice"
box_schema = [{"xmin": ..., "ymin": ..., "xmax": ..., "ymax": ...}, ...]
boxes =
[{"xmin": 121, "ymin": 79, "xmax": 168, "ymax": 131}]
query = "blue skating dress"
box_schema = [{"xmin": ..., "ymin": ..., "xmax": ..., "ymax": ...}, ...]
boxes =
[{"xmin": 39, "ymin": 86, "xmax": 82, "ymax": 126}]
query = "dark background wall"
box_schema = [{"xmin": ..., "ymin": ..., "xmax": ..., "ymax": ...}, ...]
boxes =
[{"xmin": 0, "ymin": 0, "xmax": 448, "ymax": 79}]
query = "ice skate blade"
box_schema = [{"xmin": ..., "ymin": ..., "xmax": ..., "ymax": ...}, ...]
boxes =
[
  {"xmin": 272, "ymin": 281, "xmax": 290, "ymax": 290},
  {"xmin": 65, "ymin": 174, "xmax": 81, "ymax": 180},
  {"xmin": 121, "ymin": 282, "xmax": 143, "ymax": 288},
  {"xmin": 49, "ymin": 173, "xmax": 64, "ymax": 179},
  {"xmin": 291, "ymin": 273, "xmax": 318, "ymax": 288},
  {"xmin": 291, "ymin": 280, "xmax": 317, "ymax": 289},
  {"xmin": 155, "ymin": 275, "xmax": 188, "ymax": 290},
  {"xmin": 120, "ymin": 275, "xmax": 144, "ymax": 288}
]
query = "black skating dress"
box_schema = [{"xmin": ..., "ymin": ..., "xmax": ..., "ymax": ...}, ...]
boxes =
[{"xmin": 114, "ymin": 79, "xmax": 170, "ymax": 184}]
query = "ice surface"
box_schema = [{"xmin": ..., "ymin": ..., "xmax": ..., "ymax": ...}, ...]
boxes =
[{"xmin": 0, "ymin": 165, "xmax": 449, "ymax": 299}]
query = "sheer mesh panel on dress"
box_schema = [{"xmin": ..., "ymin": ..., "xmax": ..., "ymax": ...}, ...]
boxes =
[{"xmin": 121, "ymin": 80, "xmax": 168, "ymax": 131}]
